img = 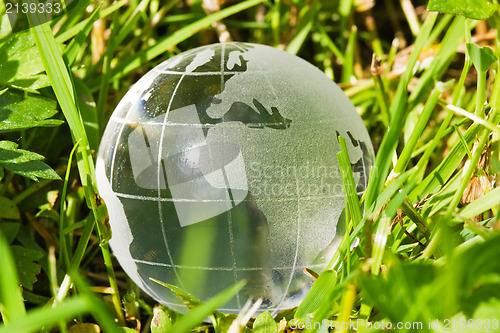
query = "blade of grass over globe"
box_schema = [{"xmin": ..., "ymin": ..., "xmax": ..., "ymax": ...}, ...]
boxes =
[
  {"xmin": 151, "ymin": 279, "xmax": 245, "ymax": 333},
  {"xmin": 337, "ymin": 135, "xmax": 363, "ymax": 225}
]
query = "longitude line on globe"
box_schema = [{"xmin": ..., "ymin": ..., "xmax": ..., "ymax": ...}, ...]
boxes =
[
  {"xmin": 220, "ymin": 43, "xmax": 243, "ymax": 311},
  {"xmin": 232, "ymin": 42, "xmax": 301, "ymax": 314},
  {"xmin": 157, "ymin": 73, "xmax": 188, "ymax": 288}
]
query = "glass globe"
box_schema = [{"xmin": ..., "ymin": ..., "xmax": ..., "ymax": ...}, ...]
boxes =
[{"xmin": 96, "ymin": 42, "xmax": 374, "ymax": 314}]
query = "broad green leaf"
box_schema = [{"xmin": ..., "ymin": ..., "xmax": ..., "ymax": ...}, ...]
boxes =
[
  {"xmin": 434, "ymin": 299, "xmax": 500, "ymax": 333},
  {"xmin": 0, "ymin": 232, "xmax": 26, "ymax": 323},
  {"xmin": 428, "ymin": 0, "xmax": 499, "ymax": 20},
  {"xmin": 1, "ymin": 13, "xmax": 13, "ymax": 40},
  {"xmin": 359, "ymin": 261, "xmax": 444, "ymax": 322},
  {"xmin": 0, "ymin": 140, "xmax": 60, "ymax": 181},
  {"xmin": 11, "ymin": 245, "xmax": 43, "ymax": 290},
  {"xmin": 0, "ymin": 197, "xmax": 20, "ymax": 219},
  {"xmin": 0, "ymin": 90, "xmax": 63, "ymax": 133},
  {"xmin": 253, "ymin": 311, "xmax": 278, "ymax": 333},
  {"xmin": 0, "ymin": 222, "xmax": 20, "ymax": 243},
  {"xmin": 0, "ymin": 30, "xmax": 51, "ymax": 90},
  {"xmin": 451, "ymin": 233, "xmax": 500, "ymax": 316},
  {"xmin": 466, "ymin": 43, "xmax": 498, "ymax": 74},
  {"xmin": 151, "ymin": 306, "xmax": 173, "ymax": 333}
]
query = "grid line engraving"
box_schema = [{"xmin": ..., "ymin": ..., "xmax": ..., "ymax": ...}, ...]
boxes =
[
  {"xmin": 233, "ymin": 41, "xmax": 303, "ymax": 314},
  {"xmin": 115, "ymin": 255, "xmax": 327, "ymax": 271},
  {"xmin": 156, "ymin": 73, "xmax": 186, "ymax": 288}
]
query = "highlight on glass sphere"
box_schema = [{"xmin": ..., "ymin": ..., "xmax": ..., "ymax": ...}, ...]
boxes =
[{"xmin": 96, "ymin": 42, "xmax": 374, "ymax": 314}]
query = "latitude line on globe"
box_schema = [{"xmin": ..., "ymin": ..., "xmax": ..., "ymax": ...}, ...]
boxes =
[
  {"xmin": 109, "ymin": 118, "xmax": 291, "ymax": 127},
  {"xmin": 112, "ymin": 192, "xmax": 363, "ymax": 201},
  {"xmin": 152, "ymin": 69, "xmax": 255, "ymax": 76},
  {"xmin": 114, "ymin": 255, "xmax": 328, "ymax": 271}
]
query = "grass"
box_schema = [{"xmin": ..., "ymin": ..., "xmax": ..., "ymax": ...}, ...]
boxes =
[{"xmin": 0, "ymin": 0, "xmax": 500, "ymax": 332}]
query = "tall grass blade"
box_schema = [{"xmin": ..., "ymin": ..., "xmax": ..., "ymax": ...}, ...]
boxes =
[
  {"xmin": 365, "ymin": 13, "xmax": 437, "ymax": 208},
  {"xmin": 0, "ymin": 297, "xmax": 88, "ymax": 333},
  {"xmin": 105, "ymin": 0, "xmax": 264, "ymax": 83},
  {"xmin": 0, "ymin": 232, "xmax": 26, "ymax": 324},
  {"xmin": 167, "ymin": 281, "xmax": 245, "ymax": 333}
]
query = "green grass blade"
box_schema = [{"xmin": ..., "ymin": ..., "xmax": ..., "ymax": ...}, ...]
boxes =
[
  {"xmin": 286, "ymin": 5, "xmax": 316, "ymax": 55},
  {"xmin": 458, "ymin": 187, "xmax": 500, "ymax": 219},
  {"xmin": 453, "ymin": 124, "xmax": 473, "ymax": 160},
  {"xmin": 55, "ymin": 1, "xmax": 127, "ymax": 43},
  {"xmin": 337, "ymin": 135, "xmax": 363, "ymax": 225},
  {"xmin": 0, "ymin": 232, "xmax": 26, "ymax": 324},
  {"xmin": 409, "ymin": 124, "xmax": 481, "ymax": 200},
  {"xmin": 0, "ymin": 298, "xmax": 89, "ymax": 333},
  {"xmin": 364, "ymin": 12, "xmax": 438, "ymax": 208},
  {"xmin": 167, "ymin": 281, "xmax": 246, "ymax": 333},
  {"xmin": 314, "ymin": 23, "xmax": 344, "ymax": 62},
  {"xmin": 30, "ymin": 20, "xmax": 123, "ymax": 324},
  {"xmin": 294, "ymin": 270, "xmax": 338, "ymax": 321},
  {"xmin": 70, "ymin": 273, "xmax": 124, "ymax": 333},
  {"xmin": 59, "ymin": 139, "xmax": 81, "ymax": 270},
  {"xmin": 63, "ymin": 3, "xmax": 102, "ymax": 66},
  {"xmin": 392, "ymin": 82, "xmax": 444, "ymax": 175},
  {"xmin": 341, "ymin": 25, "xmax": 357, "ymax": 83},
  {"xmin": 444, "ymin": 115, "xmax": 497, "ymax": 219},
  {"xmin": 114, "ymin": 0, "xmax": 151, "ymax": 48},
  {"xmin": 370, "ymin": 183, "xmax": 414, "ymax": 275},
  {"xmin": 105, "ymin": 0, "xmax": 264, "ymax": 83},
  {"xmin": 408, "ymin": 16, "xmax": 466, "ymax": 109}
]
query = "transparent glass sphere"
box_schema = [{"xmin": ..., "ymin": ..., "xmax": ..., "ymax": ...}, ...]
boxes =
[{"xmin": 96, "ymin": 42, "xmax": 374, "ymax": 314}]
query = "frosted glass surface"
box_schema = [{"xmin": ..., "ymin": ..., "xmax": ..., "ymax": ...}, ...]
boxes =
[{"xmin": 96, "ymin": 42, "xmax": 374, "ymax": 314}]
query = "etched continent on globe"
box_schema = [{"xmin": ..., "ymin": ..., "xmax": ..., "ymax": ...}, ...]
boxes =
[{"xmin": 96, "ymin": 42, "xmax": 374, "ymax": 314}]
